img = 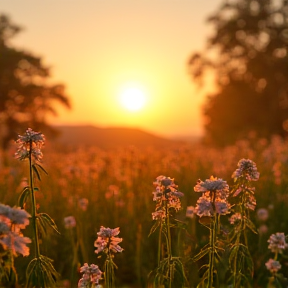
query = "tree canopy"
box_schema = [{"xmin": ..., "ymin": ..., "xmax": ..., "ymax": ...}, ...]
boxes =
[
  {"xmin": 189, "ymin": 0, "xmax": 288, "ymax": 145},
  {"xmin": 0, "ymin": 14, "xmax": 71, "ymax": 149}
]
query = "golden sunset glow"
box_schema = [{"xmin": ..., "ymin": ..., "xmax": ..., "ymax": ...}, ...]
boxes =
[
  {"xmin": 2, "ymin": 0, "xmax": 222, "ymax": 138},
  {"xmin": 119, "ymin": 85, "xmax": 147, "ymax": 112}
]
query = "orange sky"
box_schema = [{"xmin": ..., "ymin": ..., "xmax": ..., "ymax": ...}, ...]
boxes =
[{"xmin": 2, "ymin": 0, "xmax": 222, "ymax": 139}]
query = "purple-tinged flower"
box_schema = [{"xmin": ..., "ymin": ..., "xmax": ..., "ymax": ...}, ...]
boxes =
[
  {"xmin": 257, "ymin": 208, "xmax": 269, "ymax": 222},
  {"xmin": 78, "ymin": 263, "xmax": 102, "ymax": 287},
  {"xmin": 195, "ymin": 195, "xmax": 214, "ymax": 217},
  {"xmin": 265, "ymin": 258, "xmax": 281, "ymax": 273},
  {"xmin": 268, "ymin": 232, "xmax": 288, "ymax": 253},
  {"xmin": 215, "ymin": 200, "xmax": 230, "ymax": 215},
  {"xmin": 15, "ymin": 128, "xmax": 45, "ymax": 161},
  {"xmin": 64, "ymin": 216, "xmax": 76, "ymax": 229},
  {"xmin": 94, "ymin": 226, "xmax": 123, "ymax": 254},
  {"xmin": 0, "ymin": 204, "xmax": 30, "ymax": 229},
  {"xmin": 232, "ymin": 159, "xmax": 260, "ymax": 181},
  {"xmin": 0, "ymin": 232, "xmax": 31, "ymax": 256},
  {"xmin": 229, "ymin": 213, "xmax": 242, "ymax": 225},
  {"xmin": 194, "ymin": 176, "xmax": 229, "ymax": 195}
]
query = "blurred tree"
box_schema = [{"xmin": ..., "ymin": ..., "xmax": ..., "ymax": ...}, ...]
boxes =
[
  {"xmin": 0, "ymin": 14, "xmax": 71, "ymax": 149},
  {"xmin": 189, "ymin": 0, "xmax": 288, "ymax": 145}
]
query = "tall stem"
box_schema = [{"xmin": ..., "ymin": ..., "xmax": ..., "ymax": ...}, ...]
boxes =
[
  {"xmin": 165, "ymin": 200, "xmax": 172, "ymax": 288},
  {"xmin": 29, "ymin": 141, "xmax": 40, "ymax": 258},
  {"xmin": 208, "ymin": 214, "xmax": 217, "ymax": 288}
]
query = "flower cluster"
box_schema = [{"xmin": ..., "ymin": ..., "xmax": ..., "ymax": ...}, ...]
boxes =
[
  {"xmin": 152, "ymin": 175, "xmax": 184, "ymax": 220},
  {"xmin": 0, "ymin": 203, "xmax": 31, "ymax": 256},
  {"xmin": 78, "ymin": 263, "xmax": 103, "ymax": 288},
  {"xmin": 265, "ymin": 259, "xmax": 282, "ymax": 274},
  {"xmin": 268, "ymin": 232, "xmax": 288, "ymax": 253},
  {"xmin": 15, "ymin": 128, "xmax": 45, "ymax": 161},
  {"xmin": 64, "ymin": 216, "xmax": 76, "ymax": 229},
  {"xmin": 194, "ymin": 176, "xmax": 230, "ymax": 217},
  {"xmin": 232, "ymin": 158, "xmax": 260, "ymax": 181},
  {"xmin": 94, "ymin": 226, "xmax": 123, "ymax": 254}
]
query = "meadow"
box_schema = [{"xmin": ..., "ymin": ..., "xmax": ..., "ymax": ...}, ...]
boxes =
[{"xmin": 1, "ymin": 131, "xmax": 288, "ymax": 288}]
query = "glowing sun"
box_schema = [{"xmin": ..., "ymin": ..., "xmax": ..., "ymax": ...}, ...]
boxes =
[{"xmin": 119, "ymin": 86, "xmax": 146, "ymax": 112}]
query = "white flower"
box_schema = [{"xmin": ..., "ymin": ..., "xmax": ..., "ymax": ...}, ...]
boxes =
[{"xmin": 268, "ymin": 232, "xmax": 288, "ymax": 253}]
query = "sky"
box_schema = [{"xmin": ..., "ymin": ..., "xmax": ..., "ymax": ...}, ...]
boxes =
[{"xmin": 1, "ymin": 0, "xmax": 223, "ymax": 139}]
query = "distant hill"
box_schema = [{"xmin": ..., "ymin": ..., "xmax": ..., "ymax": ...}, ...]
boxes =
[{"xmin": 51, "ymin": 125, "xmax": 187, "ymax": 150}]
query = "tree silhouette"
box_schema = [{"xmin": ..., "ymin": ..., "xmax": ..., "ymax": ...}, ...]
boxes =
[
  {"xmin": 0, "ymin": 14, "xmax": 71, "ymax": 149},
  {"xmin": 189, "ymin": 0, "xmax": 288, "ymax": 145}
]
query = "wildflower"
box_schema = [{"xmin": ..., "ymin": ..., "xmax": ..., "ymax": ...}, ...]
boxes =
[
  {"xmin": 78, "ymin": 198, "xmax": 89, "ymax": 211},
  {"xmin": 256, "ymin": 208, "xmax": 269, "ymax": 222},
  {"xmin": 64, "ymin": 216, "xmax": 76, "ymax": 229},
  {"xmin": 194, "ymin": 176, "xmax": 230, "ymax": 217},
  {"xmin": 0, "ymin": 204, "xmax": 30, "ymax": 229},
  {"xmin": 232, "ymin": 158, "xmax": 260, "ymax": 181},
  {"xmin": 0, "ymin": 232, "xmax": 31, "ymax": 256},
  {"xmin": 215, "ymin": 200, "xmax": 231, "ymax": 215},
  {"xmin": 258, "ymin": 224, "xmax": 268, "ymax": 235},
  {"xmin": 186, "ymin": 206, "xmax": 195, "ymax": 219},
  {"xmin": 194, "ymin": 195, "xmax": 214, "ymax": 217},
  {"xmin": 152, "ymin": 175, "xmax": 184, "ymax": 219},
  {"xmin": 152, "ymin": 209, "xmax": 166, "ymax": 220},
  {"xmin": 194, "ymin": 176, "xmax": 229, "ymax": 196},
  {"xmin": 265, "ymin": 258, "xmax": 281, "ymax": 273},
  {"xmin": 94, "ymin": 226, "xmax": 123, "ymax": 254},
  {"xmin": 229, "ymin": 213, "xmax": 242, "ymax": 224},
  {"xmin": 15, "ymin": 128, "xmax": 45, "ymax": 161},
  {"xmin": 268, "ymin": 232, "xmax": 288, "ymax": 253},
  {"xmin": 78, "ymin": 263, "xmax": 103, "ymax": 287}
]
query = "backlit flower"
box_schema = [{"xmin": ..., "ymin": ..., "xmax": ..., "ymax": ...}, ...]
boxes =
[
  {"xmin": 0, "ymin": 232, "xmax": 31, "ymax": 256},
  {"xmin": 268, "ymin": 232, "xmax": 288, "ymax": 253},
  {"xmin": 265, "ymin": 258, "xmax": 281, "ymax": 273},
  {"xmin": 232, "ymin": 159, "xmax": 260, "ymax": 181},
  {"xmin": 94, "ymin": 226, "xmax": 123, "ymax": 254},
  {"xmin": 15, "ymin": 128, "xmax": 45, "ymax": 161}
]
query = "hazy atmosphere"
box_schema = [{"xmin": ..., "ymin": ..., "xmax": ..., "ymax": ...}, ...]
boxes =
[{"xmin": 1, "ymin": 0, "xmax": 222, "ymax": 138}]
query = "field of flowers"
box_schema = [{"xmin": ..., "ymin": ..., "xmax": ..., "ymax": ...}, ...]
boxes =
[{"xmin": 1, "ymin": 130, "xmax": 288, "ymax": 288}]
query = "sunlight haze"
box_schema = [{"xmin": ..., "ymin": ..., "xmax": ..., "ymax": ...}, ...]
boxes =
[{"xmin": 1, "ymin": 0, "xmax": 222, "ymax": 139}]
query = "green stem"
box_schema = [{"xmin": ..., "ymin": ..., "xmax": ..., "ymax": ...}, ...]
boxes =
[
  {"xmin": 208, "ymin": 214, "xmax": 216, "ymax": 288},
  {"xmin": 29, "ymin": 141, "xmax": 40, "ymax": 258},
  {"xmin": 165, "ymin": 200, "xmax": 172, "ymax": 288},
  {"xmin": 158, "ymin": 221, "xmax": 162, "ymax": 265}
]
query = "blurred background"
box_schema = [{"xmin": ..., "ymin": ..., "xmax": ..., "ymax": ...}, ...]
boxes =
[{"xmin": 1, "ymin": 0, "xmax": 288, "ymax": 287}]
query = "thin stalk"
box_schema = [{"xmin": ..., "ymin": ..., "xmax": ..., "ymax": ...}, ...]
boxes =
[
  {"xmin": 29, "ymin": 141, "xmax": 40, "ymax": 258},
  {"xmin": 165, "ymin": 200, "xmax": 172, "ymax": 288},
  {"xmin": 207, "ymin": 214, "xmax": 217, "ymax": 288},
  {"xmin": 158, "ymin": 221, "xmax": 162, "ymax": 265}
]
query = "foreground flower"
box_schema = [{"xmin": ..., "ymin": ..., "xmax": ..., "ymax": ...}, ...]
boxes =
[
  {"xmin": 152, "ymin": 176, "xmax": 184, "ymax": 219},
  {"xmin": 194, "ymin": 176, "xmax": 230, "ymax": 217},
  {"xmin": 94, "ymin": 226, "xmax": 123, "ymax": 254},
  {"xmin": 0, "ymin": 204, "xmax": 31, "ymax": 229},
  {"xmin": 268, "ymin": 232, "xmax": 288, "ymax": 253},
  {"xmin": 232, "ymin": 158, "xmax": 260, "ymax": 181},
  {"xmin": 15, "ymin": 128, "xmax": 45, "ymax": 161},
  {"xmin": 265, "ymin": 258, "xmax": 281, "ymax": 273},
  {"xmin": 0, "ymin": 232, "xmax": 31, "ymax": 256}
]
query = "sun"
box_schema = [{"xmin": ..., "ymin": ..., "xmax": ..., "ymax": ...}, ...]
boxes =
[{"xmin": 119, "ymin": 86, "xmax": 146, "ymax": 112}]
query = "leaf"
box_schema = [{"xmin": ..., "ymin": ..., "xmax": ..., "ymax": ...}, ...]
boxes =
[
  {"xmin": 18, "ymin": 186, "xmax": 30, "ymax": 208},
  {"xmin": 148, "ymin": 220, "xmax": 161, "ymax": 237},
  {"xmin": 32, "ymin": 164, "xmax": 41, "ymax": 181},
  {"xmin": 38, "ymin": 213, "xmax": 60, "ymax": 234},
  {"xmin": 193, "ymin": 246, "xmax": 210, "ymax": 262},
  {"xmin": 34, "ymin": 163, "xmax": 48, "ymax": 175}
]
